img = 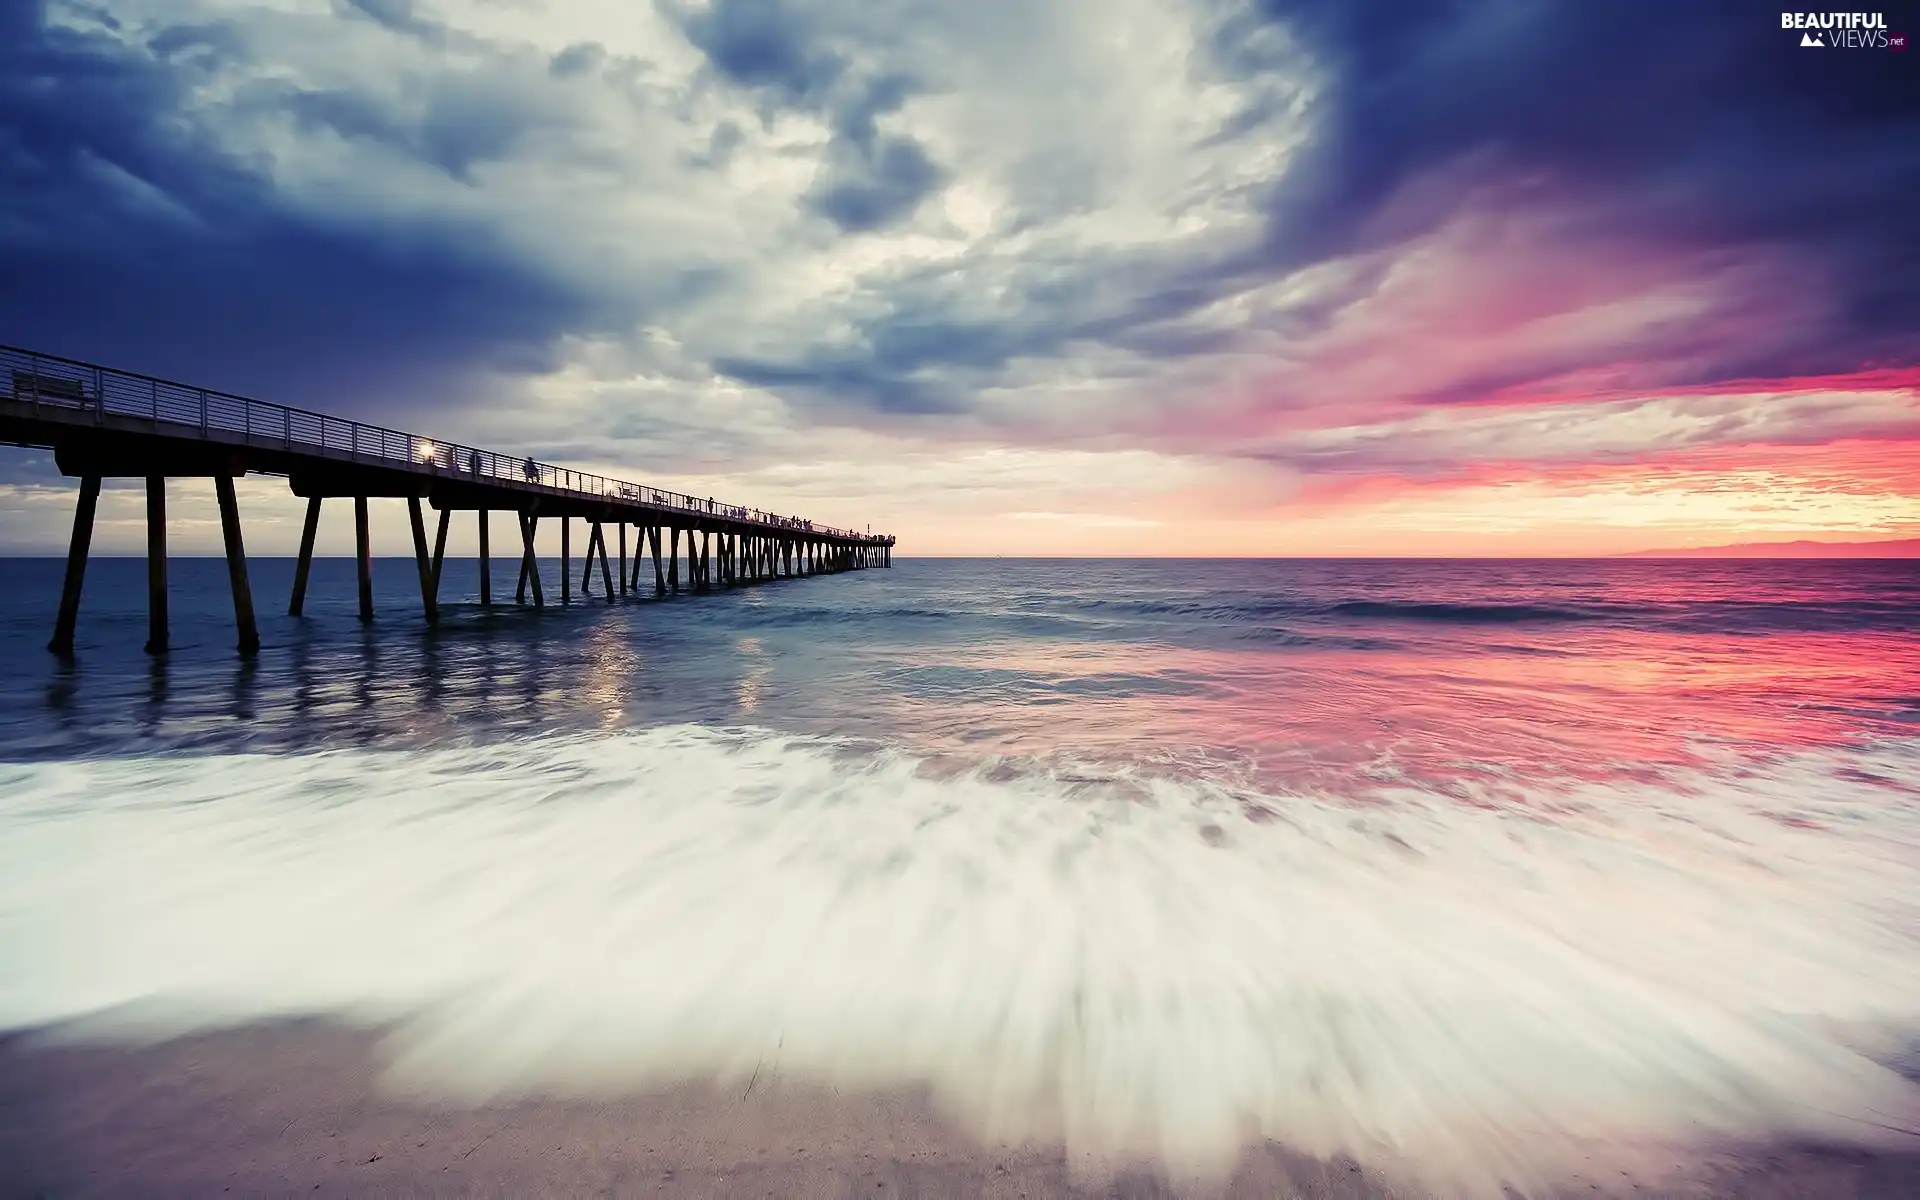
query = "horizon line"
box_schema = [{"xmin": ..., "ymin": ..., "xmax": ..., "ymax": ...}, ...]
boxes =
[{"xmin": 2, "ymin": 552, "xmax": 1913, "ymax": 561}]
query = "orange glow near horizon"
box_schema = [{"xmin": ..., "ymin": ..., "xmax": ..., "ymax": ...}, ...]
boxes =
[
  {"xmin": 882, "ymin": 426, "xmax": 1920, "ymax": 558},
  {"xmin": 3, "ymin": 382, "xmax": 1914, "ymax": 560}
]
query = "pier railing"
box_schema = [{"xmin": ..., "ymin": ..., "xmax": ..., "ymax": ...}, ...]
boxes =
[{"xmin": 2, "ymin": 345, "xmax": 878, "ymax": 541}]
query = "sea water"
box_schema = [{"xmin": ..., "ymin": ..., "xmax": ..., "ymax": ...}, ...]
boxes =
[{"xmin": 2, "ymin": 556, "xmax": 1917, "ymax": 1190}]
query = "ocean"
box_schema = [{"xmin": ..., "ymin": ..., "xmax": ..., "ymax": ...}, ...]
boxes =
[{"xmin": 2, "ymin": 556, "xmax": 1917, "ymax": 1190}]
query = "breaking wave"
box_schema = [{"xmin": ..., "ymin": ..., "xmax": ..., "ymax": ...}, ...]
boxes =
[{"xmin": 3, "ymin": 726, "xmax": 1919, "ymax": 1193}]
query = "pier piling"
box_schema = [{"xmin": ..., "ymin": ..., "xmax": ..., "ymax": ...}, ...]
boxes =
[
  {"xmin": 580, "ymin": 522, "xmax": 598, "ymax": 595},
  {"xmin": 478, "ymin": 511, "xmax": 491, "ymax": 606},
  {"xmin": 353, "ymin": 496, "xmax": 374, "ymax": 623},
  {"xmin": 215, "ymin": 474, "xmax": 260, "ymax": 656},
  {"xmin": 517, "ymin": 512, "xmax": 545, "ymax": 607},
  {"xmin": 407, "ymin": 496, "xmax": 439, "ymax": 626},
  {"xmin": 145, "ymin": 476, "xmax": 168, "ymax": 655},
  {"xmin": 430, "ymin": 506, "xmax": 450, "ymax": 595},
  {"xmin": 290, "ymin": 496, "xmax": 321, "ymax": 616},
  {"xmin": 591, "ymin": 521, "xmax": 613, "ymax": 599},
  {"xmin": 48, "ymin": 474, "xmax": 100, "ymax": 656},
  {"xmin": 595, "ymin": 524, "xmax": 607, "ymax": 594}
]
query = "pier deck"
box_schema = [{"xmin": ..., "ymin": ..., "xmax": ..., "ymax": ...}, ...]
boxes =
[{"xmin": 0, "ymin": 345, "xmax": 893, "ymax": 655}]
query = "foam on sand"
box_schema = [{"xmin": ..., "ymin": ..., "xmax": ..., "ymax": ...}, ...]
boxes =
[{"xmin": 3, "ymin": 728, "xmax": 1918, "ymax": 1192}]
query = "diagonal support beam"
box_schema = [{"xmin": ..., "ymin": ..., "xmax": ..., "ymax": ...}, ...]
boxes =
[
  {"xmin": 48, "ymin": 475, "xmax": 101, "ymax": 656},
  {"xmin": 430, "ymin": 505, "xmax": 451, "ymax": 595},
  {"xmin": 582, "ymin": 521, "xmax": 614, "ymax": 600},
  {"xmin": 517, "ymin": 512, "xmax": 545, "ymax": 607},
  {"xmin": 597, "ymin": 524, "xmax": 614, "ymax": 599},
  {"xmin": 290, "ymin": 495, "xmax": 321, "ymax": 616},
  {"xmin": 581, "ymin": 521, "xmax": 600, "ymax": 594},
  {"xmin": 408, "ymin": 496, "xmax": 439, "ymax": 626},
  {"xmin": 215, "ymin": 474, "xmax": 260, "ymax": 656}
]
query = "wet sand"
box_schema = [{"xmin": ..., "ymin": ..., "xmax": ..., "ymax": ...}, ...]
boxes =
[{"xmin": 1, "ymin": 1020, "xmax": 1916, "ymax": 1198}]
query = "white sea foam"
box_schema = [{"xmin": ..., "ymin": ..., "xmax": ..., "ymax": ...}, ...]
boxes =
[{"xmin": 3, "ymin": 729, "xmax": 1919, "ymax": 1192}]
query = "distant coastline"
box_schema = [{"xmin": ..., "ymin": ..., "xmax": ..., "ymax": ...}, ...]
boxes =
[{"xmin": 1617, "ymin": 537, "xmax": 1920, "ymax": 559}]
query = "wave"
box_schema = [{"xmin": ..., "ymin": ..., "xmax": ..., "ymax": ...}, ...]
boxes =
[
  {"xmin": 1075, "ymin": 594, "xmax": 1917, "ymax": 636},
  {"xmin": 1653, "ymin": 601, "xmax": 1920, "ymax": 636},
  {"xmin": 1322, "ymin": 599, "xmax": 1594, "ymax": 624},
  {"xmin": 2, "ymin": 730, "xmax": 1918, "ymax": 1194},
  {"xmin": 1067, "ymin": 595, "xmax": 1595, "ymax": 624},
  {"xmin": 661, "ymin": 590, "xmax": 1918, "ymax": 643}
]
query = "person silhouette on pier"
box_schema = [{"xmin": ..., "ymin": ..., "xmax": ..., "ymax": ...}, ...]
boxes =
[{"xmin": 523, "ymin": 456, "xmax": 539, "ymax": 483}]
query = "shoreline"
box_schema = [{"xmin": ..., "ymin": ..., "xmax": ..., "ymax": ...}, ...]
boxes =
[
  {"xmin": 3, "ymin": 1019, "xmax": 1918, "ymax": 1198},
  {"xmin": 0, "ymin": 1018, "xmax": 1386, "ymax": 1198}
]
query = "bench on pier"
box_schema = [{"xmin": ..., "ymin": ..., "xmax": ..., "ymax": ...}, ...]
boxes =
[{"xmin": 10, "ymin": 371, "xmax": 91, "ymax": 405}]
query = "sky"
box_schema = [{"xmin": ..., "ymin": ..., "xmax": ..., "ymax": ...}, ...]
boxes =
[{"xmin": 1, "ymin": 0, "xmax": 1917, "ymax": 557}]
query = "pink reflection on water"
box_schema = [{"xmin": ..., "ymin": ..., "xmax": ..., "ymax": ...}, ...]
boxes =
[{"xmin": 877, "ymin": 624, "xmax": 1917, "ymax": 798}]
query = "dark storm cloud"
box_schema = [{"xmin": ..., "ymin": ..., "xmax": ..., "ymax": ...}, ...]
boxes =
[
  {"xmin": 716, "ymin": 250, "xmax": 1261, "ymax": 416},
  {"xmin": 715, "ymin": 262, "xmax": 1094, "ymax": 414},
  {"xmin": 715, "ymin": 354, "xmax": 962, "ymax": 415},
  {"xmin": 550, "ymin": 41, "xmax": 608, "ymax": 79},
  {"xmin": 668, "ymin": 0, "xmax": 947, "ymax": 232},
  {"xmin": 0, "ymin": 0, "xmax": 595, "ymax": 420},
  {"xmin": 672, "ymin": 0, "xmax": 852, "ymax": 104},
  {"xmin": 686, "ymin": 119, "xmax": 745, "ymax": 169},
  {"xmin": 805, "ymin": 133, "xmax": 946, "ymax": 233},
  {"xmin": 334, "ymin": 0, "xmax": 450, "ymax": 46},
  {"xmin": 272, "ymin": 77, "xmax": 554, "ymax": 182},
  {"xmin": 721, "ymin": 0, "xmax": 1920, "ymax": 414},
  {"xmin": 803, "ymin": 66, "xmax": 947, "ymax": 232},
  {"xmin": 1246, "ymin": 0, "xmax": 1920, "ymax": 366}
]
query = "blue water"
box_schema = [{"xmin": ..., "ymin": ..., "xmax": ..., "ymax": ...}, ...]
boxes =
[
  {"xmin": 4, "ymin": 556, "xmax": 1915, "ymax": 765},
  {"xmin": 2, "ymin": 556, "xmax": 1918, "ymax": 1190}
]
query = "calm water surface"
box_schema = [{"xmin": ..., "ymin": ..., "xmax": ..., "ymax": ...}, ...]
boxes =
[{"xmin": 2, "ymin": 556, "xmax": 1917, "ymax": 1190}]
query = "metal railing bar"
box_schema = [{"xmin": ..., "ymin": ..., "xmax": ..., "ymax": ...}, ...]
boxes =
[{"xmin": 0, "ymin": 344, "xmax": 887, "ymax": 540}]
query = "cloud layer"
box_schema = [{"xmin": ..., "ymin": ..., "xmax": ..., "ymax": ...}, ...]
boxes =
[{"xmin": 1, "ymin": 0, "xmax": 1915, "ymax": 554}]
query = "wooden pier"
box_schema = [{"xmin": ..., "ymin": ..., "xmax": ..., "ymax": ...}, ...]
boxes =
[{"xmin": 0, "ymin": 345, "xmax": 894, "ymax": 656}]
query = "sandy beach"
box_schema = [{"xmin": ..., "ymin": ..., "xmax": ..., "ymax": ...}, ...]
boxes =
[
  {"xmin": 0, "ymin": 1019, "xmax": 1380, "ymax": 1199},
  {"xmin": 0, "ymin": 1020, "xmax": 1914, "ymax": 1199}
]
